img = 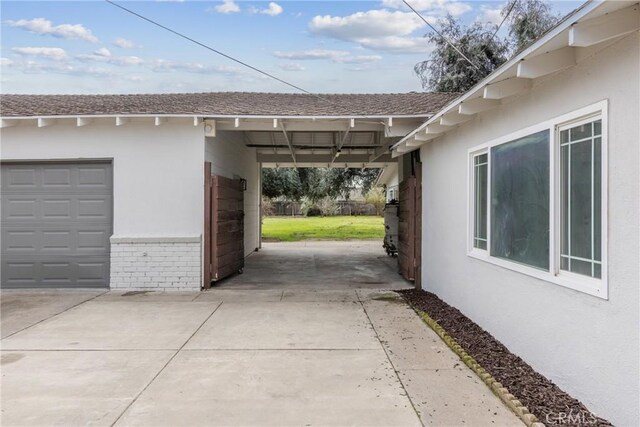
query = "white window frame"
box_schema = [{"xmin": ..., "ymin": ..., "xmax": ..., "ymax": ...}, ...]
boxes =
[
  {"xmin": 468, "ymin": 150, "xmax": 489, "ymax": 252},
  {"xmin": 467, "ymin": 100, "xmax": 608, "ymax": 299}
]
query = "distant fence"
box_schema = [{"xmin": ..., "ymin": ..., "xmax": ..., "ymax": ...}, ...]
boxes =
[{"xmin": 271, "ymin": 201, "xmax": 378, "ymax": 216}]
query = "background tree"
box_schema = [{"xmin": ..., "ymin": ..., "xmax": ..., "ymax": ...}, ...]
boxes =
[
  {"xmin": 262, "ymin": 168, "xmax": 303, "ymax": 201},
  {"xmin": 261, "ymin": 167, "xmax": 381, "ymax": 202},
  {"xmin": 415, "ymin": 0, "xmax": 560, "ymax": 93},
  {"xmin": 505, "ymin": 0, "xmax": 559, "ymax": 53},
  {"xmin": 415, "ymin": 16, "xmax": 509, "ymax": 92}
]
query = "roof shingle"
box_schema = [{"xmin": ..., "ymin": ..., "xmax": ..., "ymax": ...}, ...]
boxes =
[{"xmin": 0, "ymin": 92, "xmax": 460, "ymax": 117}]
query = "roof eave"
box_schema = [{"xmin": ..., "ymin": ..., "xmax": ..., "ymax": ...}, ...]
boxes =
[{"xmin": 392, "ymin": 0, "xmax": 638, "ymax": 154}]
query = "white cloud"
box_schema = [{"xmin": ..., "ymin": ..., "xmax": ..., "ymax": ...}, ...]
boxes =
[
  {"xmin": 94, "ymin": 48, "xmax": 112, "ymax": 57},
  {"xmin": 6, "ymin": 60, "xmax": 114, "ymax": 77},
  {"xmin": 250, "ymin": 2, "xmax": 283, "ymax": 16},
  {"xmin": 356, "ymin": 36, "xmax": 431, "ymax": 53},
  {"xmin": 477, "ymin": 5, "xmax": 504, "ymax": 26},
  {"xmin": 213, "ymin": 0, "xmax": 240, "ymax": 14},
  {"xmin": 12, "ymin": 47, "xmax": 68, "ymax": 61},
  {"xmin": 279, "ymin": 62, "xmax": 305, "ymax": 71},
  {"xmin": 310, "ymin": 10, "xmax": 425, "ymax": 39},
  {"xmin": 308, "ymin": 9, "xmax": 433, "ymax": 54},
  {"xmin": 334, "ymin": 55, "xmax": 383, "ymax": 64},
  {"xmin": 148, "ymin": 59, "xmax": 243, "ymax": 75},
  {"xmin": 273, "ymin": 49, "xmax": 383, "ymax": 64},
  {"xmin": 273, "ymin": 49, "xmax": 349, "ymax": 61},
  {"xmin": 113, "ymin": 38, "xmax": 140, "ymax": 49},
  {"xmin": 381, "ymin": 0, "xmax": 472, "ymax": 16},
  {"xmin": 1, "ymin": 57, "xmax": 14, "ymax": 66},
  {"xmin": 6, "ymin": 18, "xmax": 98, "ymax": 43},
  {"xmin": 76, "ymin": 51, "xmax": 143, "ymax": 66}
]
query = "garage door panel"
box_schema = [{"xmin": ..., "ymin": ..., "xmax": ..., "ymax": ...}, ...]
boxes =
[
  {"xmin": 1, "ymin": 167, "xmax": 38, "ymax": 188},
  {"xmin": 77, "ymin": 166, "xmax": 112, "ymax": 189},
  {"xmin": 42, "ymin": 167, "xmax": 73, "ymax": 188},
  {"xmin": 1, "ymin": 162, "xmax": 112, "ymax": 289},
  {"xmin": 2, "ymin": 225, "xmax": 111, "ymax": 255},
  {"xmin": 2, "ymin": 198, "xmax": 38, "ymax": 219},
  {"xmin": 1, "ymin": 195, "xmax": 112, "ymax": 222},
  {"xmin": 2, "ymin": 230, "xmax": 37, "ymax": 252},
  {"xmin": 2, "ymin": 255, "xmax": 110, "ymax": 288},
  {"xmin": 77, "ymin": 197, "xmax": 111, "ymax": 219},
  {"xmin": 42, "ymin": 198, "xmax": 73, "ymax": 219}
]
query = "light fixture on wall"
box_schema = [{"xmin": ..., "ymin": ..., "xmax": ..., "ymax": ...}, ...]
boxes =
[{"xmin": 240, "ymin": 178, "xmax": 247, "ymax": 191}]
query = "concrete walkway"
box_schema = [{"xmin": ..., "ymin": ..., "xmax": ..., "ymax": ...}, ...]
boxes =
[
  {"xmin": 1, "ymin": 287, "xmax": 521, "ymax": 426},
  {"xmin": 217, "ymin": 241, "xmax": 410, "ymax": 290}
]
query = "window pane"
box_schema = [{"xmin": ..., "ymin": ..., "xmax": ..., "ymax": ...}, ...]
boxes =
[
  {"xmin": 594, "ymin": 137, "xmax": 602, "ymax": 262},
  {"xmin": 561, "ymin": 145, "xmax": 569, "ymax": 257},
  {"xmin": 570, "ymin": 123, "xmax": 592, "ymax": 140},
  {"xmin": 559, "ymin": 118, "xmax": 602, "ymax": 279},
  {"xmin": 570, "ymin": 140, "xmax": 593, "ymax": 259},
  {"xmin": 570, "ymin": 258, "xmax": 592, "ymax": 276},
  {"xmin": 474, "ymin": 153, "xmax": 488, "ymax": 250},
  {"xmin": 594, "ymin": 120, "xmax": 602, "ymax": 136},
  {"xmin": 490, "ymin": 130, "xmax": 550, "ymax": 270}
]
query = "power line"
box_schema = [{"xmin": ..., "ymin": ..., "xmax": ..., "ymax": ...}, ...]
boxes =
[
  {"xmin": 104, "ymin": 0, "xmax": 329, "ymax": 102},
  {"xmin": 402, "ymin": 0, "xmax": 481, "ymax": 71},
  {"xmin": 492, "ymin": 0, "xmax": 518, "ymax": 39}
]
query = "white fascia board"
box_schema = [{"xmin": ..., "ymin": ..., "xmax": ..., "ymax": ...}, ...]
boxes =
[
  {"xmin": 392, "ymin": 0, "xmax": 607, "ymax": 150},
  {"xmin": 569, "ymin": 3, "xmax": 640, "ymax": 47},
  {"xmin": 0, "ymin": 113, "xmax": 434, "ymax": 120}
]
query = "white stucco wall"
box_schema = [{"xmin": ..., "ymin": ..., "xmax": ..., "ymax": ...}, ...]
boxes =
[
  {"xmin": 419, "ymin": 33, "xmax": 639, "ymax": 425},
  {"xmin": 205, "ymin": 130, "xmax": 260, "ymax": 256},
  {"xmin": 1, "ymin": 119, "xmax": 205, "ymax": 289}
]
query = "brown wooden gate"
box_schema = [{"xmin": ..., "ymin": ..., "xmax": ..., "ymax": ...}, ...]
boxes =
[
  {"xmin": 398, "ymin": 176, "xmax": 416, "ymax": 282},
  {"xmin": 203, "ymin": 162, "xmax": 244, "ymax": 289},
  {"xmin": 398, "ymin": 160, "xmax": 422, "ymax": 287}
]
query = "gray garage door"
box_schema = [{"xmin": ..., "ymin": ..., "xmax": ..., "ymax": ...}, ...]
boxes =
[{"xmin": 1, "ymin": 161, "xmax": 113, "ymax": 288}]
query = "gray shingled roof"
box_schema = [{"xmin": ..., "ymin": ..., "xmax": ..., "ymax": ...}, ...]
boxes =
[{"xmin": 0, "ymin": 92, "xmax": 460, "ymax": 117}]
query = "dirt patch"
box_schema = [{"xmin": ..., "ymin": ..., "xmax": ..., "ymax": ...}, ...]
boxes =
[{"xmin": 399, "ymin": 289, "xmax": 611, "ymax": 427}]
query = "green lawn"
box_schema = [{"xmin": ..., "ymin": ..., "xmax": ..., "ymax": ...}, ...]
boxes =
[{"xmin": 262, "ymin": 216, "xmax": 384, "ymax": 242}]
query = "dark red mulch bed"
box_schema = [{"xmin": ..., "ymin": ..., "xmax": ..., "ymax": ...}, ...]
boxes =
[{"xmin": 399, "ymin": 289, "xmax": 612, "ymax": 427}]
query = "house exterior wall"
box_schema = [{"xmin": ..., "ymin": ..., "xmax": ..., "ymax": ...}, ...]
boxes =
[
  {"xmin": 205, "ymin": 130, "xmax": 260, "ymax": 257},
  {"xmin": 0, "ymin": 120, "xmax": 205, "ymax": 290},
  {"xmin": 419, "ymin": 33, "xmax": 639, "ymax": 426}
]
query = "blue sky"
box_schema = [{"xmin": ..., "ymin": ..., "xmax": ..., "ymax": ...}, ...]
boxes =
[{"xmin": 1, "ymin": 0, "xmax": 581, "ymax": 94}]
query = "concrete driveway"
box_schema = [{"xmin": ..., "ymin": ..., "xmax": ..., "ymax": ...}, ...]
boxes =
[{"xmin": 0, "ymin": 287, "xmax": 521, "ymax": 427}]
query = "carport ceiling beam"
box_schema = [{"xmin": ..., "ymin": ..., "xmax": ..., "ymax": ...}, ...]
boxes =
[
  {"xmin": 215, "ymin": 120, "xmax": 384, "ymax": 132},
  {"xmin": 258, "ymin": 153, "xmax": 392, "ymax": 164},
  {"xmin": 279, "ymin": 122, "xmax": 297, "ymax": 168},
  {"xmin": 368, "ymin": 134, "xmax": 397, "ymax": 165},
  {"xmin": 331, "ymin": 124, "xmax": 352, "ymax": 166}
]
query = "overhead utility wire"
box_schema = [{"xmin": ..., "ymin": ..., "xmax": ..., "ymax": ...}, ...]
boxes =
[
  {"xmin": 104, "ymin": 0, "xmax": 330, "ymax": 102},
  {"xmin": 402, "ymin": 0, "xmax": 481, "ymax": 71},
  {"xmin": 492, "ymin": 0, "xmax": 517, "ymax": 39}
]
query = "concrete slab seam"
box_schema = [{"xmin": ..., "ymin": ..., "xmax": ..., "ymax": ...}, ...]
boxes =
[
  {"xmin": 1, "ymin": 290, "xmax": 109, "ymax": 340},
  {"xmin": 109, "ymin": 301, "xmax": 224, "ymax": 427},
  {"xmin": 358, "ymin": 300, "xmax": 425, "ymax": 427},
  {"xmin": 407, "ymin": 303, "xmax": 542, "ymax": 427}
]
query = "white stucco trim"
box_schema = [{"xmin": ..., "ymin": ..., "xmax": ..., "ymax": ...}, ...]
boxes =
[
  {"xmin": 110, "ymin": 235, "xmax": 201, "ymax": 244},
  {"xmin": 466, "ymin": 100, "xmax": 609, "ymax": 299}
]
